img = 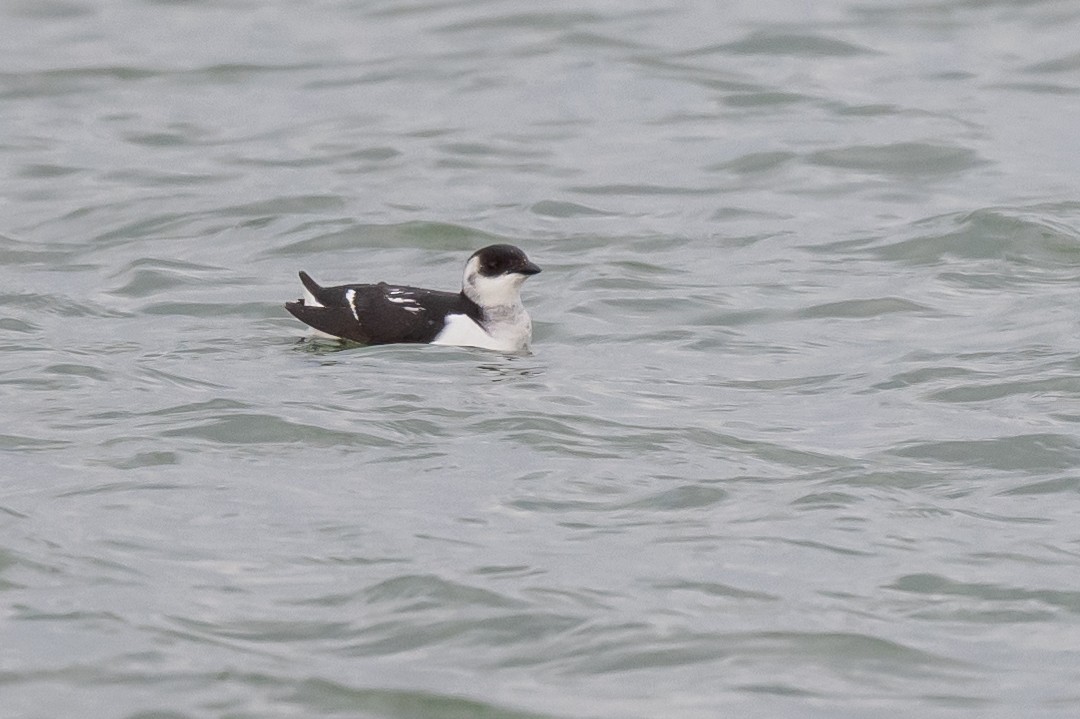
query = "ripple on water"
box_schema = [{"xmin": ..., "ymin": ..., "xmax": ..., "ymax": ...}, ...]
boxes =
[{"xmin": 891, "ymin": 434, "xmax": 1080, "ymax": 473}]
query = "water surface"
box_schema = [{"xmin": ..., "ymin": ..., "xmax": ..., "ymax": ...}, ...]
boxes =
[{"xmin": 3, "ymin": 1, "xmax": 1080, "ymax": 717}]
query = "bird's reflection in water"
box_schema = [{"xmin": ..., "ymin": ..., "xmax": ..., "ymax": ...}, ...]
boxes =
[
  {"xmin": 476, "ymin": 353, "xmax": 545, "ymax": 382},
  {"xmin": 292, "ymin": 335, "xmax": 545, "ymax": 380}
]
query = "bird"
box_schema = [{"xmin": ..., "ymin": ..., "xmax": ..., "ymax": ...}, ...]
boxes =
[{"xmin": 285, "ymin": 244, "xmax": 541, "ymax": 352}]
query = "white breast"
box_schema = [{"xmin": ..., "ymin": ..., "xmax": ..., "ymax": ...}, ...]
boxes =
[{"xmin": 432, "ymin": 310, "xmax": 532, "ymax": 352}]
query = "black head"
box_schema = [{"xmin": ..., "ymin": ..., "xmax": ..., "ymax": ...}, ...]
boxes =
[{"xmin": 469, "ymin": 244, "xmax": 542, "ymax": 278}]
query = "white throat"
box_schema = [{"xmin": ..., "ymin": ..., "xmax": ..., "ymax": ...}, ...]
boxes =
[
  {"xmin": 462, "ymin": 258, "xmax": 529, "ymax": 310},
  {"xmin": 433, "ymin": 257, "xmax": 533, "ymax": 351}
]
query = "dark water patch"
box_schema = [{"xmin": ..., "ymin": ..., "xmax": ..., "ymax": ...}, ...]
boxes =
[
  {"xmin": 928, "ymin": 376, "xmax": 1080, "ymax": 403},
  {"xmin": 4, "ymin": 0, "xmax": 96, "ymax": 18},
  {"xmin": 529, "ymin": 200, "xmax": 615, "ymax": 218},
  {"xmin": 169, "ymin": 616, "xmax": 352, "ymax": 645},
  {"xmin": 997, "ymin": 476, "xmax": 1080, "ymax": 496},
  {"xmin": 159, "ymin": 414, "xmax": 385, "ymax": 447},
  {"xmin": 569, "ymin": 183, "xmax": 716, "ymax": 196},
  {"xmin": 912, "ymin": 608, "xmax": 1056, "ymax": 623},
  {"xmin": 91, "ymin": 213, "xmax": 202, "ymax": 244},
  {"xmin": 991, "ymin": 81, "xmax": 1080, "ymax": 96},
  {"xmin": 939, "ymin": 268, "xmax": 1080, "ymax": 290},
  {"xmin": 208, "ymin": 195, "xmax": 346, "ymax": 218},
  {"xmin": 689, "ymin": 33, "xmax": 877, "ymax": 58},
  {"xmin": 287, "ymin": 679, "xmax": 560, "ymax": 719},
  {"xmin": 342, "ymin": 614, "xmax": 583, "ymax": 658},
  {"xmin": 108, "ymin": 258, "xmax": 231, "ymax": 299},
  {"xmin": 124, "ymin": 710, "xmax": 191, "ymax": 719},
  {"xmin": 436, "ymin": 11, "xmax": 603, "ymax": 34},
  {"xmin": 15, "ymin": 163, "xmax": 83, "ymax": 179},
  {"xmin": 506, "ymin": 496, "xmax": 623, "ymax": 514},
  {"xmin": 122, "ymin": 127, "xmax": 208, "ymax": 148},
  {"xmin": 825, "ymin": 469, "xmax": 964, "ymax": 492},
  {"xmin": 0, "ymin": 434, "xmax": 71, "ymax": 451},
  {"xmin": 1024, "ymin": 51, "xmax": 1080, "ymax": 74},
  {"xmin": 813, "ymin": 205, "xmax": 1080, "ymax": 267},
  {"xmin": 807, "ymin": 142, "xmax": 987, "ymax": 177},
  {"xmin": 0, "ymin": 293, "xmax": 130, "ymax": 319},
  {"xmin": 651, "ymin": 580, "xmax": 778, "ymax": 602},
  {"xmin": 131, "ymin": 365, "xmax": 231, "ymax": 392},
  {"xmin": 561, "ymin": 30, "xmax": 649, "ymax": 51},
  {"xmin": 54, "ymin": 478, "xmax": 185, "ymax": 497},
  {"xmin": 438, "ymin": 142, "xmax": 549, "ymax": 159},
  {"xmin": 140, "ymin": 301, "xmax": 276, "ymax": 319},
  {"xmin": 831, "ymin": 103, "xmax": 912, "ymax": 116},
  {"xmin": 791, "ymin": 491, "xmax": 861, "ymax": 509},
  {"xmin": 188, "ymin": 63, "xmax": 326, "ymax": 85},
  {"xmin": 563, "ymin": 629, "xmax": 962, "ymax": 678},
  {"xmin": 722, "ymin": 91, "xmax": 814, "ymax": 108},
  {"xmin": 365, "ymin": 575, "xmax": 527, "ymax": 611},
  {"xmin": 777, "ymin": 538, "xmax": 874, "ymax": 558},
  {"xmin": 270, "ymin": 222, "xmax": 511, "ymax": 256},
  {"xmin": 618, "ymin": 484, "xmax": 728, "ymax": 511},
  {"xmin": 104, "ymin": 169, "xmax": 235, "ymax": 187},
  {"xmin": 869, "ymin": 366, "xmax": 976, "ymax": 392},
  {"xmin": 0, "ymin": 66, "xmax": 159, "ymax": 99},
  {"xmin": 965, "ymin": 550, "xmax": 1074, "ymax": 567},
  {"xmin": 90, "ymin": 198, "xmax": 346, "ymax": 245},
  {"xmin": 889, "ymin": 574, "xmax": 1080, "ymax": 615},
  {"xmin": 0, "ymin": 234, "xmax": 84, "ymax": 266},
  {"xmin": 91, "ymin": 452, "xmax": 181, "ymax": 470},
  {"xmin": 0, "ymin": 318, "xmax": 40, "ymax": 333},
  {"xmin": 737, "ymin": 682, "xmax": 819, "ymax": 697},
  {"xmin": 41, "ymin": 362, "xmax": 111, "ymax": 383},
  {"xmin": 691, "ymin": 307, "xmax": 784, "ymax": 328},
  {"xmin": 720, "ymin": 373, "xmax": 846, "ymax": 393},
  {"xmin": 232, "ymin": 145, "xmax": 402, "ymax": 168},
  {"xmin": 892, "ymin": 434, "xmax": 1080, "ymax": 472},
  {"xmin": 472, "ymin": 565, "xmax": 537, "ymax": 578},
  {"xmin": 707, "ymin": 151, "xmax": 797, "ymax": 174},
  {"xmin": 797, "ymin": 297, "xmax": 936, "ymax": 319}
]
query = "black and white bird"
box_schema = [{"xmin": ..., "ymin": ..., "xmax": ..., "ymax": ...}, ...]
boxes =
[{"xmin": 285, "ymin": 244, "xmax": 541, "ymax": 352}]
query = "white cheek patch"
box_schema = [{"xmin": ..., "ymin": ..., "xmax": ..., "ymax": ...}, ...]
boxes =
[{"xmin": 466, "ymin": 272, "xmax": 528, "ymax": 308}]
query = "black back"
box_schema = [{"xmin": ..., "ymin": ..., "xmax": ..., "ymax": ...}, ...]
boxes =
[{"xmin": 284, "ymin": 272, "xmax": 483, "ymax": 344}]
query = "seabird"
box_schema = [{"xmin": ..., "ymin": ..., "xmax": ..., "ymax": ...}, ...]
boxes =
[{"xmin": 285, "ymin": 244, "xmax": 541, "ymax": 352}]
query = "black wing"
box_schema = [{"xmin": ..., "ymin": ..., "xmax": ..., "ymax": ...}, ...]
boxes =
[{"xmin": 285, "ymin": 272, "xmax": 480, "ymax": 344}]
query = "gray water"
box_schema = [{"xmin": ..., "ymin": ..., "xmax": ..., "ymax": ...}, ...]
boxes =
[{"xmin": 4, "ymin": 1, "xmax": 1080, "ymax": 717}]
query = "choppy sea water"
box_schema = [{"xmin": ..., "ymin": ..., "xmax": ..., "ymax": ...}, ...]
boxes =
[{"xmin": 4, "ymin": 1, "xmax": 1080, "ymax": 717}]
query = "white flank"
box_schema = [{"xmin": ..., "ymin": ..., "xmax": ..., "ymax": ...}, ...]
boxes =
[
  {"xmin": 432, "ymin": 310, "xmax": 532, "ymax": 352},
  {"xmin": 432, "ymin": 314, "xmax": 502, "ymax": 350}
]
